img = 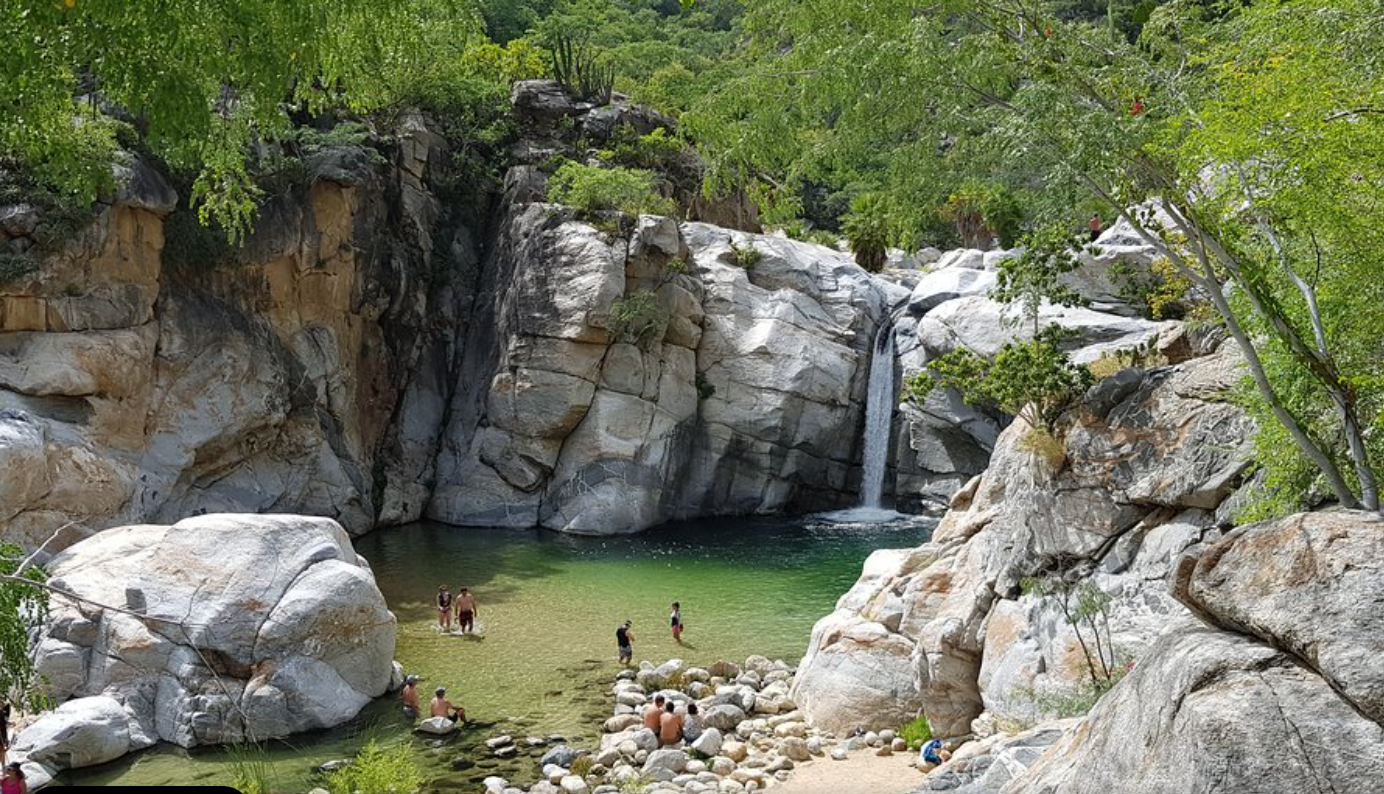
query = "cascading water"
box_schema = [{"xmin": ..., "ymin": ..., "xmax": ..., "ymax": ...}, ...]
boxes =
[
  {"xmin": 817, "ymin": 321, "xmax": 906, "ymax": 524},
  {"xmin": 858, "ymin": 323, "xmax": 897, "ymax": 509}
]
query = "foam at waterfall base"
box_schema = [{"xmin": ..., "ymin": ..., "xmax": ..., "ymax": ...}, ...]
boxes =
[{"xmin": 811, "ymin": 507, "xmax": 914, "ymax": 525}]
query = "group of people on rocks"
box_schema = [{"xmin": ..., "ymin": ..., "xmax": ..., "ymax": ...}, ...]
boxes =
[
  {"xmin": 642, "ymin": 695, "xmax": 703, "ymax": 747},
  {"xmin": 435, "ymin": 584, "xmax": 479, "ymax": 634}
]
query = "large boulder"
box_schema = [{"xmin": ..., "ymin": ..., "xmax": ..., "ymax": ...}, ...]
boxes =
[
  {"xmin": 1007, "ymin": 623, "xmax": 1384, "ymax": 794},
  {"xmin": 16, "ymin": 513, "xmax": 396, "ymax": 779},
  {"xmin": 1176, "ymin": 510, "xmax": 1384, "ymax": 724}
]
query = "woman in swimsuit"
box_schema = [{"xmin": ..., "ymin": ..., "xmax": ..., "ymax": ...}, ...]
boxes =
[
  {"xmin": 436, "ymin": 585, "xmax": 453, "ymax": 631},
  {"xmin": 670, "ymin": 602, "xmax": 683, "ymax": 645}
]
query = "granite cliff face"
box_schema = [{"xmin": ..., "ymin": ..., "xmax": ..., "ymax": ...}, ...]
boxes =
[{"xmin": 1, "ymin": 115, "xmax": 464, "ymax": 548}]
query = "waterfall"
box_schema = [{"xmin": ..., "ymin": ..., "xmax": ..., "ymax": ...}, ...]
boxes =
[{"xmin": 858, "ymin": 323, "xmax": 896, "ymax": 509}]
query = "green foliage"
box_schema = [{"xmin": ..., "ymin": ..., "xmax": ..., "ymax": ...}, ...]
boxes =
[
  {"xmin": 1021, "ymin": 576, "xmax": 1120, "ymax": 688},
  {"xmin": 842, "ymin": 194, "xmax": 890, "ymax": 273},
  {"xmin": 228, "ymin": 744, "xmax": 276, "ymax": 794},
  {"xmin": 548, "ymin": 161, "xmax": 675, "ymax": 217},
  {"xmin": 1108, "ymin": 257, "xmax": 1200, "ymax": 321},
  {"xmin": 0, "ymin": 253, "xmax": 40, "ymax": 287},
  {"xmin": 729, "ymin": 241, "xmax": 762, "ymax": 270},
  {"xmin": 695, "ymin": 370, "xmax": 716, "ymax": 400},
  {"xmin": 611, "ymin": 289, "xmax": 668, "ymax": 347},
  {"xmin": 325, "ymin": 740, "xmax": 425, "ymax": 794},
  {"xmin": 941, "ymin": 182, "xmax": 1025, "ymax": 250},
  {"xmin": 546, "ymin": 30, "xmax": 616, "ymax": 104},
  {"xmin": 0, "ymin": 542, "xmax": 50, "ymax": 712},
  {"xmin": 666, "ymin": 256, "xmax": 691, "ymax": 275},
  {"xmin": 1087, "ymin": 336, "xmax": 1166, "ymax": 381},
  {"xmin": 601, "ymin": 128, "xmax": 688, "ymax": 171},
  {"xmin": 993, "ymin": 226, "xmax": 1090, "ymax": 336},
  {"xmin": 898, "ymin": 715, "xmax": 933, "ymax": 751},
  {"xmin": 908, "ymin": 328, "xmax": 1093, "ymax": 434},
  {"xmin": 616, "ymin": 773, "xmax": 656, "ymax": 794}
]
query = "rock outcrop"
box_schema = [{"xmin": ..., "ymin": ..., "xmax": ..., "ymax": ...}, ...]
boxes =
[
  {"xmin": 1, "ymin": 115, "xmax": 465, "ymax": 548},
  {"xmin": 10, "ymin": 513, "xmax": 397, "ymax": 782},
  {"xmin": 427, "ymin": 211, "xmax": 898, "ymax": 534},
  {"xmin": 793, "ymin": 342, "xmax": 1254, "ymax": 736},
  {"xmin": 994, "ymin": 511, "xmax": 1384, "ymax": 794}
]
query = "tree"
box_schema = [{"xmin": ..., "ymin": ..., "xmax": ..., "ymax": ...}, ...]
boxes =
[
  {"xmin": 0, "ymin": 0, "xmax": 490, "ymax": 239},
  {"xmin": 0, "ymin": 543, "xmax": 49, "ymax": 712},
  {"xmin": 908, "ymin": 328, "xmax": 1093, "ymax": 436},
  {"xmin": 992, "ymin": 226, "xmax": 1090, "ymax": 337},
  {"xmin": 683, "ymin": 0, "xmax": 1384, "ymax": 516}
]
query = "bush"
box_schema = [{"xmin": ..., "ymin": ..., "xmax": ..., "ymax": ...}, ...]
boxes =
[
  {"xmin": 1087, "ymin": 336, "xmax": 1166, "ymax": 380},
  {"xmin": 729, "ymin": 241, "xmax": 762, "ymax": 269},
  {"xmin": 228, "ymin": 744, "xmax": 274, "ymax": 794},
  {"xmin": 0, "ymin": 252, "xmax": 39, "ymax": 286},
  {"xmin": 570, "ymin": 755, "xmax": 595, "ymax": 777},
  {"xmin": 325, "ymin": 740, "xmax": 424, "ymax": 794},
  {"xmin": 695, "ymin": 370, "xmax": 716, "ymax": 400},
  {"xmin": 1109, "ymin": 257, "xmax": 1205, "ymax": 321},
  {"xmin": 899, "ymin": 715, "xmax": 933, "ymax": 750},
  {"xmin": 601, "ymin": 127, "xmax": 687, "ymax": 171},
  {"xmin": 547, "ymin": 161, "xmax": 676, "ymax": 217},
  {"xmin": 940, "ymin": 181, "xmax": 1024, "ymax": 249},
  {"xmin": 1016, "ymin": 426, "xmax": 1067, "ymax": 472},
  {"xmin": 611, "ymin": 289, "xmax": 668, "ymax": 347},
  {"xmin": 842, "ymin": 194, "xmax": 890, "ymax": 272},
  {"xmin": 906, "ymin": 327, "xmax": 1093, "ymax": 434},
  {"xmin": 667, "ymin": 256, "xmax": 690, "ymax": 275}
]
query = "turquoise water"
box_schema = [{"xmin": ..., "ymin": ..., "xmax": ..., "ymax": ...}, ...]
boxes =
[{"xmin": 63, "ymin": 515, "xmax": 933, "ymax": 790}]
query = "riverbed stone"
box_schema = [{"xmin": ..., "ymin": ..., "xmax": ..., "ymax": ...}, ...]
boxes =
[{"xmin": 691, "ymin": 727, "xmax": 723, "ymax": 757}]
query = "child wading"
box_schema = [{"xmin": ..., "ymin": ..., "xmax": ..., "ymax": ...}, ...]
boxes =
[{"xmin": 670, "ymin": 602, "xmax": 683, "ymax": 645}]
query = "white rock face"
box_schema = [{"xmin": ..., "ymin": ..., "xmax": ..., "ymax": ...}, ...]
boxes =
[
  {"xmin": 13, "ymin": 514, "xmax": 396, "ymax": 778},
  {"xmin": 794, "ymin": 346, "xmax": 1254, "ymax": 738},
  {"xmin": 428, "ymin": 210, "xmax": 899, "ymax": 533}
]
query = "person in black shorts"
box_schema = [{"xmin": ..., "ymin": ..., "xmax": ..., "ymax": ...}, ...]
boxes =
[
  {"xmin": 616, "ymin": 620, "xmax": 634, "ymax": 665},
  {"xmin": 436, "ymin": 585, "xmax": 453, "ymax": 631},
  {"xmin": 670, "ymin": 602, "xmax": 683, "ymax": 645}
]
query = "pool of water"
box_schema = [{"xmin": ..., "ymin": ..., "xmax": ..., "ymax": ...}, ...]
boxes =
[{"xmin": 63, "ymin": 514, "xmax": 933, "ymax": 790}]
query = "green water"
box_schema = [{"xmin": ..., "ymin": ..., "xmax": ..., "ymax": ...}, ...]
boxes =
[{"xmin": 64, "ymin": 515, "xmax": 933, "ymax": 790}]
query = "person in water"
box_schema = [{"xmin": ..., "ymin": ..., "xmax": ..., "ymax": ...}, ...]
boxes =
[
  {"xmin": 455, "ymin": 587, "xmax": 478, "ymax": 634},
  {"xmin": 659, "ymin": 700, "xmax": 683, "ymax": 747},
  {"xmin": 643, "ymin": 694, "xmax": 665, "ymax": 734},
  {"xmin": 436, "ymin": 585, "xmax": 454, "ymax": 631},
  {"xmin": 681, "ymin": 702, "xmax": 703, "ymax": 743},
  {"xmin": 1, "ymin": 763, "xmax": 25, "ymax": 794},
  {"xmin": 617, "ymin": 620, "xmax": 634, "ymax": 665},
  {"xmin": 670, "ymin": 602, "xmax": 683, "ymax": 645},
  {"xmin": 401, "ymin": 675, "xmax": 421, "ymax": 719}
]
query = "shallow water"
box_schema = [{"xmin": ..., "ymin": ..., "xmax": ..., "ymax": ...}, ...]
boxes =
[{"xmin": 63, "ymin": 514, "xmax": 933, "ymax": 790}]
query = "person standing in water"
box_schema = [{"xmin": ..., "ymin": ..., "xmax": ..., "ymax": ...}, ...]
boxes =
[
  {"xmin": 455, "ymin": 587, "xmax": 478, "ymax": 634},
  {"xmin": 617, "ymin": 620, "xmax": 634, "ymax": 665},
  {"xmin": 670, "ymin": 602, "xmax": 683, "ymax": 645},
  {"xmin": 436, "ymin": 585, "xmax": 454, "ymax": 631}
]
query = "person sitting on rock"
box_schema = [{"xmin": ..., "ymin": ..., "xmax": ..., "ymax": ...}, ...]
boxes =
[
  {"xmin": 643, "ymin": 694, "xmax": 666, "ymax": 734},
  {"xmin": 917, "ymin": 737, "xmax": 951, "ymax": 770},
  {"xmin": 659, "ymin": 700, "xmax": 683, "ymax": 747},
  {"xmin": 681, "ymin": 702, "xmax": 703, "ymax": 743},
  {"xmin": 1, "ymin": 762, "xmax": 26, "ymax": 794},
  {"xmin": 401, "ymin": 675, "xmax": 421, "ymax": 720},
  {"xmin": 430, "ymin": 687, "xmax": 466, "ymax": 724}
]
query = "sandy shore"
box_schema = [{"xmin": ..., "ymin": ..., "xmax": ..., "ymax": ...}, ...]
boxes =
[{"xmin": 770, "ymin": 748, "xmax": 924, "ymax": 794}]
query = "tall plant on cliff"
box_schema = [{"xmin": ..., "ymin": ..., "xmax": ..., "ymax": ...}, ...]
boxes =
[{"xmin": 685, "ymin": 0, "xmax": 1384, "ymax": 516}]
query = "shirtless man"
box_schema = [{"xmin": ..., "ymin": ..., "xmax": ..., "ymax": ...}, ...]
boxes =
[
  {"xmin": 659, "ymin": 700, "xmax": 683, "ymax": 746},
  {"xmin": 643, "ymin": 694, "xmax": 666, "ymax": 734},
  {"xmin": 455, "ymin": 587, "xmax": 478, "ymax": 634},
  {"xmin": 430, "ymin": 687, "xmax": 466, "ymax": 724},
  {"xmin": 616, "ymin": 620, "xmax": 634, "ymax": 666},
  {"xmin": 400, "ymin": 676, "xmax": 421, "ymax": 719},
  {"xmin": 436, "ymin": 585, "xmax": 454, "ymax": 631}
]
